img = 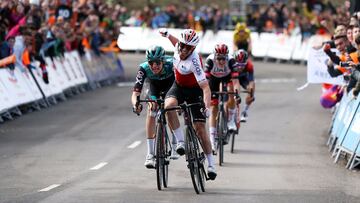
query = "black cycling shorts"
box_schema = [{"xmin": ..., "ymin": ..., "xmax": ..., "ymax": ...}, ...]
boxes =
[
  {"xmin": 148, "ymin": 77, "xmax": 174, "ymax": 99},
  {"xmin": 208, "ymin": 74, "xmax": 231, "ymax": 101},
  {"xmin": 166, "ymin": 82, "xmax": 205, "ymax": 123},
  {"xmin": 236, "ymin": 41, "xmax": 249, "ymax": 51},
  {"xmin": 239, "ymin": 74, "xmax": 249, "ymax": 90}
]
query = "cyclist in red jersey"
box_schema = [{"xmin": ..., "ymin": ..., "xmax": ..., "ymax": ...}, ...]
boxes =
[
  {"xmin": 159, "ymin": 28, "xmax": 217, "ymax": 180},
  {"xmin": 234, "ymin": 49, "xmax": 255, "ymax": 122},
  {"xmin": 204, "ymin": 43, "xmax": 241, "ymax": 151}
]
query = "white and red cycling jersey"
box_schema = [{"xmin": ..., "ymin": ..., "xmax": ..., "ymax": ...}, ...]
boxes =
[{"xmin": 173, "ymin": 44, "xmax": 207, "ymax": 88}]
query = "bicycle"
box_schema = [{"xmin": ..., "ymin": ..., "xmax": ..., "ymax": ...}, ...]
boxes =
[
  {"xmin": 164, "ymin": 100, "xmax": 210, "ymax": 194},
  {"xmin": 212, "ymin": 83, "xmax": 239, "ymax": 166},
  {"xmin": 135, "ymin": 95, "xmax": 172, "ymax": 191},
  {"xmin": 230, "ymin": 90, "xmax": 251, "ymax": 154}
]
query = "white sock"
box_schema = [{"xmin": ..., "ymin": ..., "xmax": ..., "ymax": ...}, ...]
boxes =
[
  {"xmin": 209, "ymin": 127, "xmax": 217, "ymax": 144},
  {"xmin": 171, "ymin": 133, "xmax": 177, "ymax": 145},
  {"xmin": 244, "ymin": 105, "xmax": 249, "ymax": 111},
  {"xmin": 147, "ymin": 138, "xmax": 155, "ymax": 155},
  {"xmin": 228, "ymin": 108, "xmax": 236, "ymax": 121},
  {"xmin": 173, "ymin": 127, "xmax": 184, "ymax": 143},
  {"xmin": 206, "ymin": 153, "xmax": 215, "ymax": 167}
]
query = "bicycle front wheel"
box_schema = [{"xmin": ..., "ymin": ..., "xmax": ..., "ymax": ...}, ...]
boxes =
[
  {"xmin": 185, "ymin": 127, "xmax": 201, "ymax": 194},
  {"xmin": 155, "ymin": 122, "xmax": 166, "ymax": 190},
  {"xmin": 163, "ymin": 129, "xmax": 170, "ymax": 188}
]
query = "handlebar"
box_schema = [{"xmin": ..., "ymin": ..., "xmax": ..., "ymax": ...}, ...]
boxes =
[
  {"xmin": 134, "ymin": 95, "xmax": 165, "ymax": 116},
  {"xmin": 164, "ymin": 102, "xmax": 204, "ymax": 113}
]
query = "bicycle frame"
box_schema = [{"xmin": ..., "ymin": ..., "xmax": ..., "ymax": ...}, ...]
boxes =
[
  {"xmin": 163, "ymin": 101, "xmax": 209, "ymax": 194},
  {"xmin": 212, "ymin": 82, "xmax": 239, "ymax": 165},
  {"xmin": 136, "ymin": 96, "xmax": 172, "ymax": 190}
]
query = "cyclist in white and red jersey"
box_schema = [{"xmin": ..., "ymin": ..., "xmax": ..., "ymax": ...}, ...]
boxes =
[
  {"xmin": 159, "ymin": 28, "xmax": 217, "ymax": 180},
  {"xmin": 204, "ymin": 43, "xmax": 241, "ymax": 152}
]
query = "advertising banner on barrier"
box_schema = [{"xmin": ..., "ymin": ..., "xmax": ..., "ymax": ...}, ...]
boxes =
[
  {"xmin": 79, "ymin": 51, "xmax": 97, "ymax": 82},
  {"xmin": 331, "ymin": 92, "xmax": 352, "ymax": 136},
  {"xmin": 292, "ymin": 35, "xmax": 308, "ymax": 61},
  {"xmin": 0, "ymin": 67, "xmax": 38, "ymax": 106},
  {"xmin": 307, "ymin": 48, "xmax": 344, "ymax": 85},
  {"xmin": 340, "ymin": 96, "xmax": 360, "ymax": 152},
  {"xmin": 252, "ymin": 32, "xmax": 273, "ymax": 58},
  {"xmin": 30, "ymin": 62, "xmax": 54, "ymax": 97},
  {"xmin": 64, "ymin": 52, "xmax": 85, "ymax": 85},
  {"xmin": 44, "ymin": 58, "xmax": 64, "ymax": 95},
  {"xmin": 335, "ymin": 96, "xmax": 359, "ymax": 144},
  {"xmin": 16, "ymin": 66, "xmax": 43, "ymax": 102},
  {"xmin": 62, "ymin": 56, "xmax": 79, "ymax": 86},
  {"xmin": 45, "ymin": 57, "xmax": 67, "ymax": 92},
  {"xmin": 0, "ymin": 70, "xmax": 16, "ymax": 111},
  {"xmin": 69, "ymin": 51, "xmax": 88, "ymax": 84},
  {"xmin": 116, "ymin": 26, "xmax": 319, "ymax": 62},
  {"xmin": 53, "ymin": 58, "xmax": 73, "ymax": 89},
  {"xmin": 267, "ymin": 34, "xmax": 296, "ymax": 60}
]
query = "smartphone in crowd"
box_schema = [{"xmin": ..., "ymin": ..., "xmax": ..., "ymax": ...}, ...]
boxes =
[{"xmin": 340, "ymin": 61, "xmax": 351, "ymax": 67}]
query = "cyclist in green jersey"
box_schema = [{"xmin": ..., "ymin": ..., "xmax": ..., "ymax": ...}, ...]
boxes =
[{"xmin": 131, "ymin": 45, "xmax": 177, "ymax": 169}]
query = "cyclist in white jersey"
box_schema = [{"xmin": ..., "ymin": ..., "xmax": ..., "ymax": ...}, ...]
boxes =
[
  {"xmin": 204, "ymin": 44, "xmax": 241, "ymax": 151},
  {"xmin": 159, "ymin": 28, "xmax": 217, "ymax": 180}
]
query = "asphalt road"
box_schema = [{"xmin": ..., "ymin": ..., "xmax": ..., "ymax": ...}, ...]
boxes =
[{"xmin": 0, "ymin": 53, "xmax": 360, "ymax": 203}]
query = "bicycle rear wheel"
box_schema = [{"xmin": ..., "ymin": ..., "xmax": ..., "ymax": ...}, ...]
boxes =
[
  {"xmin": 185, "ymin": 127, "xmax": 201, "ymax": 194},
  {"xmin": 155, "ymin": 122, "xmax": 166, "ymax": 190},
  {"xmin": 193, "ymin": 134, "xmax": 206, "ymax": 192},
  {"xmin": 163, "ymin": 129, "xmax": 170, "ymax": 188},
  {"xmin": 198, "ymin": 152, "xmax": 206, "ymax": 192},
  {"xmin": 217, "ymin": 111, "xmax": 226, "ymax": 166}
]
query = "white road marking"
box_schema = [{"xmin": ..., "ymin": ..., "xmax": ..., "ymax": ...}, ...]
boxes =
[
  {"xmin": 256, "ymin": 78, "xmax": 297, "ymax": 83},
  {"xmin": 38, "ymin": 184, "xmax": 61, "ymax": 192},
  {"xmin": 128, "ymin": 140, "xmax": 142, "ymax": 149},
  {"xmin": 117, "ymin": 82, "xmax": 133, "ymax": 87},
  {"xmin": 89, "ymin": 162, "xmax": 108, "ymax": 170}
]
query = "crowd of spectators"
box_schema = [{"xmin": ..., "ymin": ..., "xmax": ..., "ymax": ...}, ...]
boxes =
[
  {"xmin": 1, "ymin": 0, "xmax": 360, "ymax": 83},
  {"xmin": 0, "ymin": 0, "xmax": 122, "ymax": 83},
  {"xmin": 246, "ymin": 0, "xmax": 360, "ymax": 39},
  {"xmin": 318, "ymin": 1, "xmax": 360, "ymax": 107}
]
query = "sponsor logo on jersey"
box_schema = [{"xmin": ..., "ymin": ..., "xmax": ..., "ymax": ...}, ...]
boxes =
[
  {"xmin": 192, "ymin": 58, "xmax": 202, "ymax": 76},
  {"xmin": 135, "ymin": 71, "xmax": 144, "ymax": 84}
]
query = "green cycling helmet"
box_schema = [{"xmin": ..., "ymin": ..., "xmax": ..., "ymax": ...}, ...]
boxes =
[{"xmin": 146, "ymin": 45, "xmax": 165, "ymax": 61}]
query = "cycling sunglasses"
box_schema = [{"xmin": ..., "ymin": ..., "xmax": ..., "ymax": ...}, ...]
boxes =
[
  {"xmin": 216, "ymin": 56, "xmax": 227, "ymax": 61},
  {"xmin": 148, "ymin": 60, "xmax": 162, "ymax": 66},
  {"xmin": 179, "ymin": 42, "xmax": 194, "ymax": 50}
]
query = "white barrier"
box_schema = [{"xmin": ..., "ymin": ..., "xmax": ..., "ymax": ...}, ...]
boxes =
[
  {"xmin": 0, "ymin": 72, "xmax": 16, "ymax": 112},
  {"xmin": 117, "ymin": 27, "xmax": 318, "ymax": 61},
  {"xmin": 0, "ymin": 51, "xmax": 92, "ymax": 114},
  {"xmin": 0, "ymin": 68, "xmax": 40, "ymax": 107}
]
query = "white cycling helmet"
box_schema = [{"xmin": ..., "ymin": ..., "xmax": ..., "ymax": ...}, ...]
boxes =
[{"xmin": 179, "ymin": 29, "xmax": 200, "ymax": 47}]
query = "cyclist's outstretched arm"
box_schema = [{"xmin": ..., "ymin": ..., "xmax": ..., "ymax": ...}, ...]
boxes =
[
  {"xmin": 159, "ymin": 29, "xmax": 178, "ymax": 47},
  {"xmin": 168, "ymin": 34, "xmax": 178, "ymax": 47}
]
